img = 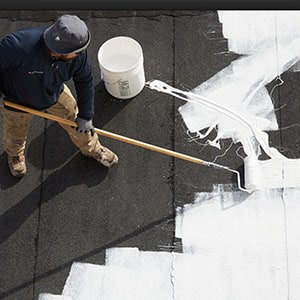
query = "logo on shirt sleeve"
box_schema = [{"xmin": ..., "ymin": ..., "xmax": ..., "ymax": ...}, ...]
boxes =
[{"xmin": 28, "ymin": 71, "xmax": 44, "ymax": 75}]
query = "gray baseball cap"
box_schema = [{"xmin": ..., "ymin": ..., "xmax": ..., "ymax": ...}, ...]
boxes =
[{"xmin": 43, "ymin": 15, "xmax": 91, "ymax": 54}]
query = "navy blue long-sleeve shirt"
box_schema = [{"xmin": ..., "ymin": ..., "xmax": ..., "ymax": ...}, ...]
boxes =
[{"xmin": 0, "ymin": 26, "xmax": 95, "ymax": 120}]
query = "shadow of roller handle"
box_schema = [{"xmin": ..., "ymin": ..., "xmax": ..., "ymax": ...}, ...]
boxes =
[{"xmin": 3, "ymin": 100, "xmax": 252, "ymax": 193}]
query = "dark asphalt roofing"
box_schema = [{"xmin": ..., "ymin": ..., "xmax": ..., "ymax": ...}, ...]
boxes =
[{"xmin": 0, "ymin": 10, "xmax": 299, "ymax": 299}]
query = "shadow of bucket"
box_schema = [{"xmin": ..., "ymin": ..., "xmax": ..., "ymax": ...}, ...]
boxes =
[{"xmin": 98, "ymin": 36, "xmax": 145, "ymax": 100}]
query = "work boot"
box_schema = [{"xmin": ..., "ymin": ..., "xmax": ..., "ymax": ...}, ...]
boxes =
[
  {"xmin": 8, "ymin": 154, "xmax": 27, "ymax": 177},
  {"xmin": 88, "ymin": 146, "xmax": 118, "ymax": 167}
]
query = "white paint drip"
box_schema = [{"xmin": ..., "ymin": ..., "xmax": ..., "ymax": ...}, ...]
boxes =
[{"xmin": 146, "ymin": 79, "xmax": 282, "ymax": 159}]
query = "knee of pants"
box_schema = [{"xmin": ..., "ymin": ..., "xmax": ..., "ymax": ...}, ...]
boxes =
[{"xmin": 66, "ymin": 109, "xmax": 77, "ymax": 121}]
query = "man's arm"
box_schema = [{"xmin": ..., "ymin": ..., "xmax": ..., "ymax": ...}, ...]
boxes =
[
  {"xmin": 73, "ymin": 52, "xmax": 95, "ymax": 121},
  {"xmin": 0, "ymin": 33, "xmax": 24, "ymax": 68}
]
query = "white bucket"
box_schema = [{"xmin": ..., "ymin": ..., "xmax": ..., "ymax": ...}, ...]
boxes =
[{"xmin": 98, "ymin": 36, "xmax": 145, "ymax": 99}]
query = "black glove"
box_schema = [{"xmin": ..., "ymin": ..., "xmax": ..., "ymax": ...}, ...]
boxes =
[{"xmin": 75, "ymin": 117, "xmax": 95, "ymax": 136}]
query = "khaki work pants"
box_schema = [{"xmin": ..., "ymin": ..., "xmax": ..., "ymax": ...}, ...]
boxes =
[{"xmin": 1, "ymin": 84, "xmax": 102, "ymax": 157}]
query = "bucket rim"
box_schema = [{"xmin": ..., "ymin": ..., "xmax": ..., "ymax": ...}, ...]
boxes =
[
  {"xmin": 98, "ymin": 36, "xmax": 143, "ymax": 73},
  {"xmin": 99, "ymin": 35, "xmax": 143, "ymax": 49}
]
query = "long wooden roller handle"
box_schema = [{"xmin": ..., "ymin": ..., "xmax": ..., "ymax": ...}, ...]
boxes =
[{"xmin": 3, "ymin": 100, "xmax": 208, "ymax": 166}]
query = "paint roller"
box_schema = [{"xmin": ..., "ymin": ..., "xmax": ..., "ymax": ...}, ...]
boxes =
[
  {"xmin": 243, "ymin": 155, "xmax": 299, "ymax": 190},
  {"xmin": 2, "ymin": 100, "xmax": 253, "ymax": 193},
  {"xmin": 243, "ymin": 156, "xmax": 262, "ymax": 191}
]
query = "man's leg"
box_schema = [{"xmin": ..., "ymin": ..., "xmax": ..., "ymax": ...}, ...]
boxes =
[
  {"xmin": 46, "ymin": 85, "xmax": 118, "ymax": 167},
  {"xmin": 1, "ymin": 108, "xmax": 32, "ymax": 177}
]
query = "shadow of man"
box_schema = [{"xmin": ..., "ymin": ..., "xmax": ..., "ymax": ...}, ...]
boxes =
[
  {"xmin": 0, "ymin": 82, "xmax": 133, "ymax": 246},
  {"xmin": 0, "ymin": 149, "xmax": 109, "ymax": 247}
]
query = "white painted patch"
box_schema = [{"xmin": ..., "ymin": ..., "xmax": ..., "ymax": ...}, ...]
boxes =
[
  {"xmin": 60, "ymin": 249, "xmax": 174, "ymax": 300},
  {"xmin": 62, "ymin": 262, "xmax": 106, "ymax": 299},
  {"xmin": 105, "ymin": 247, "xmax": 174, "ymax": 300},
  {"xmin": 218, "ymin": 11, "xmax": 300, "ymax": 55},
  {"xmin": 283, "ymin": 188, "xmax": 300, "ymax": 299},
  {"xmin": 101, "ymin": 247, "xmax": 174, "ymax": 299},
  {"xmin": 44, "ymin": 187, "xmax": 300, "ymax": 299},
  {"xmin": 173, "ymin": 189, "xmax": 298, "ymax": 299}
]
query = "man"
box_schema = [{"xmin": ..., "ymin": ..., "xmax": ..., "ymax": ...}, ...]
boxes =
[{"xmin": 0, "ymin": 14, "xmax": 118, "ymax": 177}]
